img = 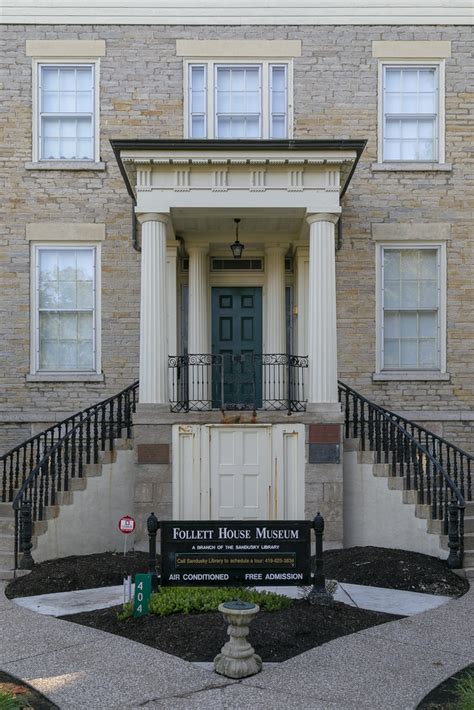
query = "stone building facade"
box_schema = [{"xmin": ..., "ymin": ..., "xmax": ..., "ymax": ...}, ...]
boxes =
[{"xmin": 1, "ymin": 2, "xmax": 473, "ymax": 551}]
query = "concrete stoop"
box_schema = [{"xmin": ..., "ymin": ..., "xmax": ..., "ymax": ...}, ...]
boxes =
[
  {"xmin": 0, "ymin": 438, "xmax": 134, "ymax": 575},
  {"xmin": 343, "ymin": 437, "xmax": 474, "ymax": 578}
]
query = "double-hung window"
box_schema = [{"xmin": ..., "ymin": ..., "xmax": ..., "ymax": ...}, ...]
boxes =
[
  {"xmin": 34, "ymin": 246, "xmax": 99, "ymax": 373},
  {"xmin": 188, "ymin": 62, "xmax": 290, "ymax": 139},
  {"xmin": 382, "ymin": 65, "xmax": 439, "ymax": 162},
  {"xmin": 38, "ymin": 63, "xmax": 96, "ymax": 161},
  {"xmin": 380, "ymin": 246, "xmax": 443, "ymax": 371}
]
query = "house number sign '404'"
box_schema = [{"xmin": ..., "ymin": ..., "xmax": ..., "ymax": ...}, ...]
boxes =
[{"xmin": 133, "ymin": 574, "xmax": 152, "ymax": 617}]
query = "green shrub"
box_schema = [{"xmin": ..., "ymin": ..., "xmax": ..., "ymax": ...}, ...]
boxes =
[
  {"xmin": 0, "ymin": 689, "xmax": 23, "ymax": 710},
  {"xmin": 117, "ymin": 586, "xmax": 291, "ymax": 620},
  {"xmin": 117, "ymin": 601, "xmax": 133, "ymax": 620},
  {"xmin": 149, "ymin": 586, "xmax": 291, "ymax": 616},
  {"xmin": 454, "ymin": 671, "xmax": 474, "ymax": 710}
]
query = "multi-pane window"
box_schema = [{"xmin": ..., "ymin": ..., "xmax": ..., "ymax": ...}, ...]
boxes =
[
  {"xmin": 36, "ymin": 248, "xmax": 96, "ymax": 371},
  {"xmin": 39, "ymin": 64, "xmax": 95, "ymax": 160},
  {"xmin": 188, "ymin": 62, "xmax": 289, "ymax": 139},
  {"xmin": 383, "ymin": 66, "xmax": 438, "ymax": 161},
  {"xmin": 381, "ymin": 248, "xmax": 440, "ymax": 370}
]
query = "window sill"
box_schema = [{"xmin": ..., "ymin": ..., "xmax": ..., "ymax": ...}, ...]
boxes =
[
  {"xmin": 25, "ymin": 161, "xmax": 106, "ymax": 171},
  {"xmin": 372, "ymin": 372, "xmax": 450, "ymax": 382},
  {"xmin": 27, "ymin": 373, "xmax": 104, "ymax": 383},
  {"xmin": 371, "ymin": 163, "xmax": 452, "ymax": 173}
]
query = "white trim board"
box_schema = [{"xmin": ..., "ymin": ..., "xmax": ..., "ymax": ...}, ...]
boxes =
[{"xmin": 3, "ymin": 1, "xmax": 473, "ymax": 24}]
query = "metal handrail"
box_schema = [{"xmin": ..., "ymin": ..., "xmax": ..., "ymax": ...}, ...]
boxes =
[
  {"xmin": 12, "ymin": 380, "xmax": 139, "ymax": 570},
  {"xmin": 338, "ymin": 381, "xmax": 466, "ymax": 567}
]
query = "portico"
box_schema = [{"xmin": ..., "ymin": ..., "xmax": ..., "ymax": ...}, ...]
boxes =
[
  {"xmin": 112, "ymin": 139, "xmax": 365, "ymax": 532},
  {"xmin": 112, "ymin": 139, "xmax": 365, "ymax": 411}
]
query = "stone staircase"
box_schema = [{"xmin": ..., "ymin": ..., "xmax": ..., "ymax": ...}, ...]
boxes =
[
  {"xmin": 0, "ymin": 440, "xmax": 135, "ymax": 578},
  {"xmin": 0, "ymin": 381, "xmax": 139, "ymax": 579},
  {"xmin": 344, "ymin": 438, "xmax": 474, "ymax": 579}
]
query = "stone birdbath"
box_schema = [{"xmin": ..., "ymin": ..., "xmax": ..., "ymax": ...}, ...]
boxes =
[{"xmin": 214, "ymin": 600, "xmax": 262, "ymax": 679}]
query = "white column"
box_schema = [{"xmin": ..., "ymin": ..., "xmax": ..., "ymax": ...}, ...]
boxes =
[
  {"xmin": 166, "ymin": 240, "xmax": 180, "ymax": 358},
  {"xmin": 137, "ymin": 213, "xmax": 169, "ymax": 404},
  {"xmin": 264, "ymin": 245, "xmax": 286, "ymax": 355},
  {"xmin": 294, "ymin": 244, "xmax": 309, "ymax": 357},
  {"xmin": 187, "ymin": 243, "xmax": 209, "ymax": 354},
  {"xmin": 264, "ymin": 245, "xmax": 287, "ymax": 405},
  {"xmin": 306, "ymin": 213, "xmax": 340, "ymax": 404},
  {"xmin": 187, "ymin": 243, "xmax": 209, "ymax": 407}
]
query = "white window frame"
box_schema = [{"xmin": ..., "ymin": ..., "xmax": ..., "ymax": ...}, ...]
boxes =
[
  {"xmin": 30, "ymin": 243, "xmax": 102, "ymax": 377},
  {"xmin": 375, "ymin": 242, "xmax": 447, "ymax": 378},
  {"xmin": 32, "ymin": 58, "xmax": 101, "ymax": 163},
  {"xmin": 377, "ymin": 60, "xmax": 445, "ymax": 165},
  {"xmin": 184, "ymin": 59, "xmax": 293, "ymax": 139}
]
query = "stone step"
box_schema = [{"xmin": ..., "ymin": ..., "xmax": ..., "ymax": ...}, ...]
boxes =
[
  {"xmin": 0, "ymin": 517, "xmax": 15, "ymax": 534},
  {"xmin": 0, "ymin": 534, "xmax": 14, "ymax": 552},
  {"xmin": 463, "ymin": 551, "xmax": 474, "ymax": 567},
  {"xmin": 372, "ymin": 463, "xmax": 391, "ymax": 477},
  {"xmin": 415, "ymin": 503, "xmax": 432, "ymax": 519},
  {"xmin": 387, "ymin": 476, "xmax": 405, "ymax": 491},
  {"xmin": 463, "ymin": 516, "xmax": 474, "ymax": 534},
  {"xmin": 82, "ymin": 463, "xmax": 103, "ymax": 477},
  {"xmin": 462, "ymin": 567, "xmax": 474, "ymax": 579},
  {"xmin": 0, "ymin": 551, "xmax": 15, "ymax": 567},
  {"xmin": 0, "ymin": 567, "xmax": 30, "ymax": 581},
  {"xmin": 0, "ymin": 503, "xmax": 14, "ymax": 517},
  {"xmin": 440, "ymin": 533, "xmax": 474, "ymax": 553},
  {"xmin": 342, "ymin": 437, "xmax": 359, "ymax": 452},
  {"xmin": 33, "ymin": 519, "xmax": 48, "ymax": 536}
]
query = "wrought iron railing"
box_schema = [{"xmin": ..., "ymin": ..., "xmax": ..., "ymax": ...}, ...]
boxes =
[
  {"xmin": 9, "ymin": 381, "xmax": 139, "ymax": 570},
  {"xmin": 169, "ymin": 353, "xmax": 308, "ymax": 414},
  {"xmin": 338, "ymin": 381, "xmax": 467, "ymax": 567}
]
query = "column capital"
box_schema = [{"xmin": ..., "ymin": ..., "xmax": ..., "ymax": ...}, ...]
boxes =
[
  {"xmin": 264, "ymin": 243, "xmax": 289, "ymax": 255},
  {"xmin": 186, "ymin": 241, "xmax": 209, "ymax": 254},
  {"xmin": 306, "ymin": 212, "xmax": 341, "ymax": 226},
  {"xmin": 136, "ymin": 211, "xmax": 170, "ymax": 226}
]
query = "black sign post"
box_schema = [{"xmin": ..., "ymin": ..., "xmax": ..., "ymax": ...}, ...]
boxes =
[{"xmin": 160, "ymin": 520, "xmax": 312, "ymax": 586}]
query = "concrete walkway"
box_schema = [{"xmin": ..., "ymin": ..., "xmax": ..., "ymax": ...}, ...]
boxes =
[
  {"xmin": 12, "ymin": 581, "xmax": 452, "ymax": 618},
  {"xmin": 1, "ymin": 582, "xmax": 473, "ymax": 709}
]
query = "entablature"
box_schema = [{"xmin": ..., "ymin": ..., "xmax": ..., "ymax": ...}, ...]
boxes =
[{"xmin": 111, "ymin": 139, "xmax": 366, "ymax": 213}]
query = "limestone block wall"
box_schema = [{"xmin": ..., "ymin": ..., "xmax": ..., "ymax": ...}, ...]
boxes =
[{"xmin": 0, "ymin": 23, "xmax": 473, "ymax": 453}]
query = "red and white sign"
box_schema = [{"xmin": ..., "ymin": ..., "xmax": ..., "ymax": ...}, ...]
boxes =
[{"xmin": 118, "ymin": 515, "xmax": 136, "ymax": 534}]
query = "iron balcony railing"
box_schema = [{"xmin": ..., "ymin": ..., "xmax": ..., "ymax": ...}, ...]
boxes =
[
  {"xmin": 169, "ymin": 353, "xmax": 308, "ymax": 414},
  {"xmin": 339, "ymin": 381, "xmax": 470, "ymax": 568},
  {"xmin": 7, "ymin": 381, "xmax": 139, "ymax": 571}
]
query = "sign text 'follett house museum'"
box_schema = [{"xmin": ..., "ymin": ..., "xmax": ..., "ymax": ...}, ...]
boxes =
[{"xmin": 0, "ymin": 1, "xmax": 473, "ymax": 576}]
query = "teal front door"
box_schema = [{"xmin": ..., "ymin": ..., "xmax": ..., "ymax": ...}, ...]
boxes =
[{"xmin": 212, "ymin": 287, "xmax": 262, "ymax": 409}]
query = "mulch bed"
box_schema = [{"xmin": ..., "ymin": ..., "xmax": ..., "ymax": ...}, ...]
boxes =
[
  {"xmin": 5, "ymin": 547, "xmax": 468, "ymax": 663},
  {"xmin": 0, "ymin": 670, "xmax": 59, "ymax": 710},
  {"xmin": 5, "ymin": 551, "xmax": 150, "ymax": 599},
  {"xmin": 61, "ymin": 600, "xmax": 399, "ymax": 663},
  {"xmin": 6, "ymin": 546, "xmax": 468, "ymax": 599},
  {"xmin": 323, "ymin": 546, "xmax": 468, "ymax": 597}
]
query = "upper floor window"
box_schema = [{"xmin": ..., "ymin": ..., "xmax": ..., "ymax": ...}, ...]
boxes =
[
  {"xmin": 38, "ymin": 63, "xmax": 97, "ymax": 161},
  {"xmin": 382, "ymin": 65, "xmax": 439, "ymax": 162},
  {"xmin": 187, "ymin": 61, "xmax": 290, "ymax": 139}
]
